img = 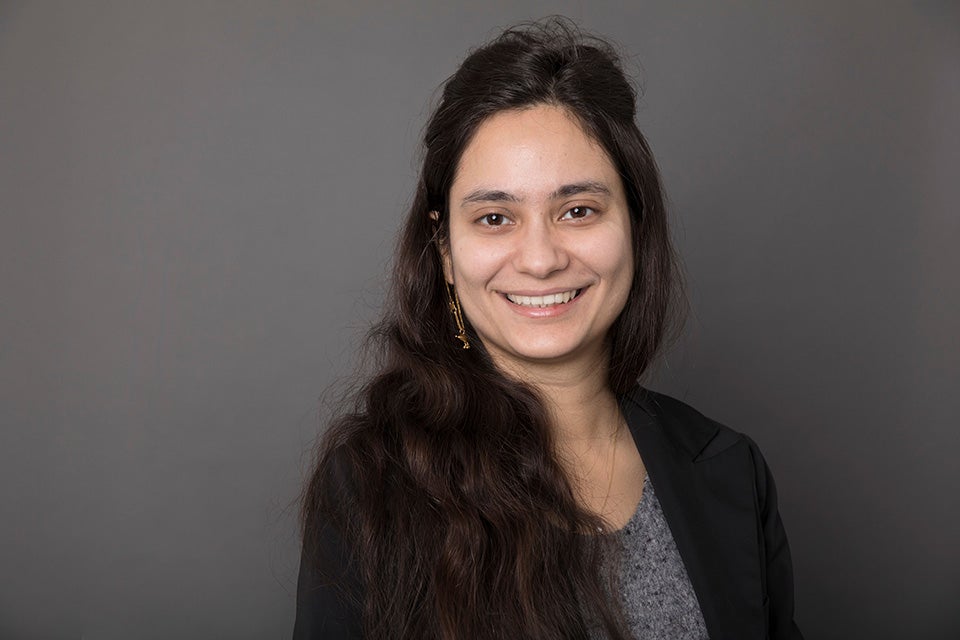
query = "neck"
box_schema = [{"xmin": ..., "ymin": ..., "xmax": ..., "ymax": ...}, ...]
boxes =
[
  {"xmin": 543, "ymin": 375, "xmax": 621, "ymax": 447},
  {"xmin": 492, "ymin": 346, "xmax": 623, "ymax": 445}
]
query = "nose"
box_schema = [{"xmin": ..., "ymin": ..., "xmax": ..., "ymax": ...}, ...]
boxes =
[{"xmin": 512, "ymin": 219, "xmax": 569, "ymax": 278}]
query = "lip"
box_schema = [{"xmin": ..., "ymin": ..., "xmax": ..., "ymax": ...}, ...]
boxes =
[{"xmin": 499, "ymin": 286, "xmax": 588, "ymax": 318}]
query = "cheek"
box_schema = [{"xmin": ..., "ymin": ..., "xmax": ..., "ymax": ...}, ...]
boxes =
[
  {"xmin": 585, "ymin": 229, "xmax": 635, "ymax": 283},
  {"xmin": 450, "ymin": 240, "xmax": 506, "ymax": 287}
]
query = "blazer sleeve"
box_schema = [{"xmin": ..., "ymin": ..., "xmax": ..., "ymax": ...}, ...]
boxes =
[
  {"xmin": 292, "ymin": 516, "xmax": 363, "ymax": 639},
  {"xmin": 293, "ymin": 451, "xmax": 364, "ymax": 639},
  {"xmin": 746, "ymin": 436, "xmax": 805, "ymax": 640}
]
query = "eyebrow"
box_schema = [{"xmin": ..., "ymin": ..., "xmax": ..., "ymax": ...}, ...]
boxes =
[{"xmin": 459, "ymin": 181, "xmax": 612, "ymax": 207}]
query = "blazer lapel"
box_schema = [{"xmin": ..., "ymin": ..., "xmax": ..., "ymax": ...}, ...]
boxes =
[{"xmin": 620, "ymin": 388, "xmax": 766, "ymax": 640}]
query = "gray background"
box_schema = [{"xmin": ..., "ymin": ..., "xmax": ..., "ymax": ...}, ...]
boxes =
[{"xmin": 1, "ymin": 1, "xmax": 957, "ymax": 638}]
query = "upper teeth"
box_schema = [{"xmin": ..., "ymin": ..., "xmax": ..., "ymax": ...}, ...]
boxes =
[{"xmin": 505, "ymin": 289, "xmax": 580, "ymax": 307}]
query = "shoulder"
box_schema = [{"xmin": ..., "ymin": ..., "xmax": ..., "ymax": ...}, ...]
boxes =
[
  {"xmin": 620, "ymin": 385, "xmax": 777, "ymax": 496},
  {"xmin": 621, "ymin": 385, "xmax": 748, "ymax": 459}
]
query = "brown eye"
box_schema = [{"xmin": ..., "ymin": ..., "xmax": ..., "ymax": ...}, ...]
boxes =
[
  {"xmin": 480, "ymin": 213, "xmax": 506, "ymax": 226},
  {"xmin": 561, "ymin": 206, "xmax": 595, "ymax": 220}
]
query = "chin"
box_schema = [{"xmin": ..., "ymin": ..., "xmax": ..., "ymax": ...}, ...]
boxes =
[{"xmin": 503, "ymin": 341, "xmax": 587, "ymax": 364}]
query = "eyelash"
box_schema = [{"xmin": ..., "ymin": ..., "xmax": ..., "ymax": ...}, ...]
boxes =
[
  {"xmin": 475, "ymin": 206, "xmax": 597, "ymax": 227},
  {"xmin": 477, "ymin": 213, "xmax": 511, "ymax": 226},
  {"xmin": 560, "ymin": 206, "xmax": 596, "ymax": 220}
]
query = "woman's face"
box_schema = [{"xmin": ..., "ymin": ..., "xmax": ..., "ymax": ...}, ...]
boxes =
[{"xmin": 443, "ymin": 104, "xmax": 634, "ymax": 374}]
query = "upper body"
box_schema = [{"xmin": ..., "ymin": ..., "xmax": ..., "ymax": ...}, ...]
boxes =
[
  {"xmin": 297, "ymin": 18, "xmax": 803, "ymax": 640},
  {"xmin": 294, "ymin": 386, "xmax": 804, "ymax": 640}
]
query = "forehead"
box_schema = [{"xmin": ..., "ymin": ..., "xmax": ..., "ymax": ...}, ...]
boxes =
[{"xmin": 450, "ymin": 105, "xmax": 622, "ymax": 202}]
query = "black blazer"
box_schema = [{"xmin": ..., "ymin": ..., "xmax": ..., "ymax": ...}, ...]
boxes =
[{"xmin": 294, "ymin": 386, "xmax": 804, "ymax": 639}]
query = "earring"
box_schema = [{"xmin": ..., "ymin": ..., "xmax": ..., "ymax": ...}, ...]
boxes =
[{"xmin": 444, "ymin": 282, "xmax": 470, "ymax": 349}]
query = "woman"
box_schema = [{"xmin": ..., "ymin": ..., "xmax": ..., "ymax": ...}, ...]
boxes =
[{"xmin": 296, "ymin": 19, "xmax": 803, "ymax": 640}]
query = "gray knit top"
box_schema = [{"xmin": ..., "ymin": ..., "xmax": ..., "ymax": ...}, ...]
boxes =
[{"xmin": 592, "ymin": 476, "xmax": 709, "ymax": 640}]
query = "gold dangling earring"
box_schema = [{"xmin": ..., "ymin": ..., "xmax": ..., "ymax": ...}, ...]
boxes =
[{"xmin": 444, "ymin": 282, "xmax": 470, "ymax": 349}]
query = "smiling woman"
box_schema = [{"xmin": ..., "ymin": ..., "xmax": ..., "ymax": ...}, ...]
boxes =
[
  {"xmin": 295, "ymin": 17, "xmax": 803, "ymax": 640},
  {"xmin": 442, "ymin": 105, "xmax": 634, "ymax": 371}
]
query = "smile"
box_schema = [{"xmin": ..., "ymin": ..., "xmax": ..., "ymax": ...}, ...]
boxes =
[{"xmin": 504, "ymin": 289, "xmax": 582, "ymax": 308}]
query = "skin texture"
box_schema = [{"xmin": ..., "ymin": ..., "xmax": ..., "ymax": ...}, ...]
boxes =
[{"xmin": 443, "ymin": 104, "xmax": 635, "ymax": 381}]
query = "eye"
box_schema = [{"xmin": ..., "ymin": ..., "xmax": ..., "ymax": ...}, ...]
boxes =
[
  {"xmin": 560, "ymin": 206, "xmax": 595, "ymax": 220},
  {"xmin": 477, "ymin": 213, "xmax": 510, "ymax": 226}
]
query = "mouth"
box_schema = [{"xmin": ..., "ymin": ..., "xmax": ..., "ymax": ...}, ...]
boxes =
[{"xmin": 503, "ymin": 288, "xmax": 583, "ymax": 308}]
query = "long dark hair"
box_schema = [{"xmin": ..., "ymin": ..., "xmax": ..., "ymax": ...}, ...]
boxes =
[{"xmin": 302, "ymin": 18, "xmax": 680, "ymax": 639}]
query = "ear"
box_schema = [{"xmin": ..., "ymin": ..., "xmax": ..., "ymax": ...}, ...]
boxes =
[{"xmin": 429, "ymin": 210, "xmax": 455, "ymax": 285}]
